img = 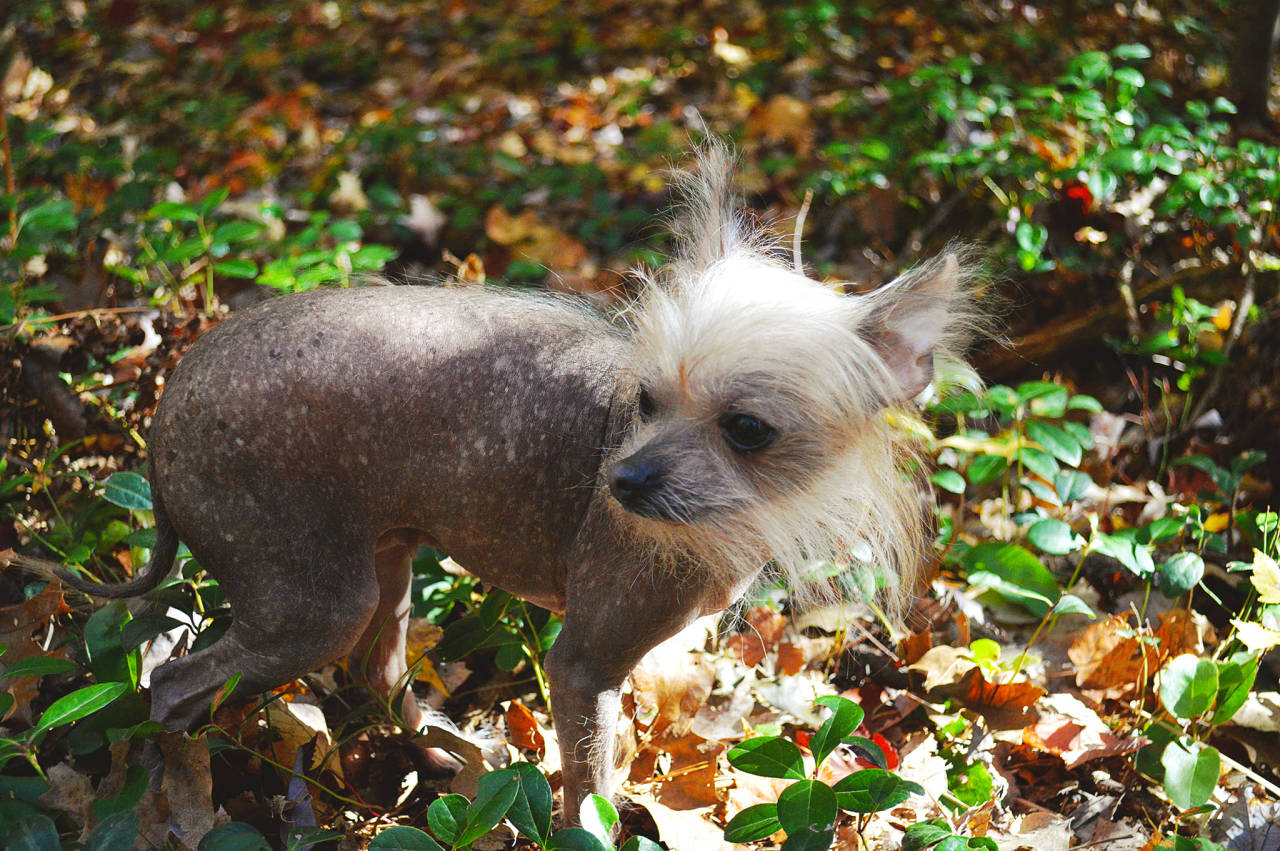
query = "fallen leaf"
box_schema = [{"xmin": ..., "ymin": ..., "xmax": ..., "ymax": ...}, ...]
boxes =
[
  {"xmin": 158, "ymin": 731, "xmax": 215, "ymax": 847},
  {"xmin": 1249, "ymin": 549, "xmax": 1280, "ymax": 604},
  {"xmin": 261, "ymin": 699, "xmax": 341, "ymax": 779},
  {"xmin": 910, "ymin": 645, "xmax": 1043, "ymax": 729},
  {"xmin": 745, "ymin": 94, "xmax": 813, "ymax": 155},
  {"xmin": 330, "ymin": 171, "xmax": 369, "ymax": 213},
  {"xmin": 484, "ymin": 205, "xmax": 588, "ymax": 273},
  {"xmin": 504, "ymin": 700, "xmax": 546, "ymax": 755},
  {"xmin": 724, "ymin": 606, "xmax": 787, "ymax": 667},
  {"xmin": 37, "ymin": 763, "xmax": 95, "ymax": 822}
]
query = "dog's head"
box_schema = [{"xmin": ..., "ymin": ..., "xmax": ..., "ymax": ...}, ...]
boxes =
[{"xmin": 606, "ymin": 143, "xmax": 981, "ymax": 615}]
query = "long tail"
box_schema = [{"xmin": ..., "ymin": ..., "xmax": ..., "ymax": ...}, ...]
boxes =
[{"xmin": 28, "ymin": 485, "xmax": 179, "ymax": 598}]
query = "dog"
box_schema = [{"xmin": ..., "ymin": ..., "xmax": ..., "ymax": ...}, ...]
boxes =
[{"xmin": 51, "ymin": 144, "xmax": 976, "ymax": 825}]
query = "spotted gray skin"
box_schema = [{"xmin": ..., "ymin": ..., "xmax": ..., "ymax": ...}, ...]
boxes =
[{"xmin": 67, "ymin": 284, "xmax": 734, "ymax": 822}]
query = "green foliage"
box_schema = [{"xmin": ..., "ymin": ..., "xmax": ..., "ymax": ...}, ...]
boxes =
[{"xmin": 723, "ymin": 695, "xmax": 925, "ymax": 844}]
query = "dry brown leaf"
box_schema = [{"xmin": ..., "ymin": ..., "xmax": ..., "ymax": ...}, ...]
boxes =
[
  {"xmin": 745, "ymin": 94, "xmax": 813, "ymax": 155},
  {"xmin": 724, "ymin": 606, "xmax": 787, "ymax": 668},
  {"xmin": 1069, "ymin": 611, "xmax": 1207, "ymax": 698},
  {"xmin": 775, "ymin": 641, "xmax": 806, "ymax": 676},
  {"xmin": 0, "ymin": 580, "xmax": 71, "ymax": 723},
  {"xmin": 645, "ymin": 733, "xmax": 725, "ymax": 811},
  {"xmin": 158, "ymin": 731, "xmax": 216, "ymax": 847},
  {"xmin": 261, "ymin": 699, "xmax": 341, "ymax": 779},
  {"xmin": 899, "ymin": 629, "xmax": 933, "ymax": 666},
  {"xmin": 504, "ymin": 700, "xmax": 546, "ymax": 755},
  {"xmin": 1024, "ymin": 694, "xmax": 1143, "ymax": 770},
  {"xmin": 630, "ymin": 638, "xmax": 716, "ymax": 742},
  {"xmin": 910, "ymin": 645, "xmax": 1043, "ymax": 730},
  {"xmin": 484, "ymin": 205, "xmax": 588, "ymax": 273},
  {"xmin": 37, "ymin": 762, "xmax": 95, "ymax": 821}
]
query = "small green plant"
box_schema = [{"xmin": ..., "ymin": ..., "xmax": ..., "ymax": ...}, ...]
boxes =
[
  {"xmin": 722, "ymin": 694, "xmax": 924, "ymax": 847},
  {"xmin": 902, "ymin": 818, "xmax": 998, "ymax": 851}
]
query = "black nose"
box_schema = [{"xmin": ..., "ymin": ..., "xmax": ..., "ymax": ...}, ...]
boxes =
[{"xmin": 608, "ymin": 458, "xmax": 664, "ymax": 502}]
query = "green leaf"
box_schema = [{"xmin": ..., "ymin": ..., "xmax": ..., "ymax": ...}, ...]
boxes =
[
  {"xmin": 1157, "ymin": 552, "xmax": 1204, "ymax": 597},
  {"xmin": 1054, "ymin": 470, "xmax": 1092, "ymax": 503},
  {"xmin": 85, "ymin": 809, "xmax": 140, "ymax": 851},
  {"xmin": 1067, "ymin": 394, "xmax": 1103, "ymax": 412},
  {"xmin": 967, "ymin": 454, "xmax": 1008, "ymax": 486},
  {"xmin": 545, "ymin": 827, "xmax": 611, "ymax": 851},
  {"xmin": 148, "ymin": 201, "xmax": 201, "ymax": 222},
  {"xmin": 1161, "ymin": 737, "xmax": 1220, "ymax": 810},
  {"xmin": 103, "ymin": 472, "xmax": 153, "ymax": 511},
  {"xmin": 903, "ymin": 820, "xmax": 954, "ymax": 849},
  {"xmin": 1211, "ymin": 653, "xmax": 1258, "ymax": 725},
  {"xmin": 506, "ymin": 762, "xmax": 553, "ymax": 846},
  {"xmin": 1017, "ymin": 447, "xmax": 1060, "ymax": 480},
  {"xmin": 578, "ymin": 794, "xmax": 619, "ymax": 846},
  {"xmin": 456, "ymin": 769, "xmax": 520, "ymax": 846},
  {"xmin": 212, "ymin": 221, "xmax": 262, "ymax": 245},
  {"xmin": 199, "ymin": 187, "xmax": 231, "ymax": 216},
  {"xmin": 1016, "ymin": 381, "xmax": 1069, "ymax": 417},
  {"xmin": 1159, "ymin": 654, "xmax": 1218, "ymax": 719},
  {"xmin": 1027, "ymin": 518, "xmax": 1085, "ymax": 555},
  {"xmin": 121, "ymin": 613, "xmax": 185, "ymax": 653},
  {"xmin": 809, "ymin": 695, "xmax": 864, "ymax": 771},
  {"xmin": 0, "ymin": 656, "xmax": 77, "ymax": 679},
  {"xmin": 1113, "ymin": 67, "xmax": 1145, "ymax": 88},
  {"xmin": 832, "ymin": 768, "xmax": 924, "ymax": 813},
  {"xmin": 727, "ymin": 736, "xmax": 806, "ymax": 779},
  {"xmin": 962, "ymin": 543, "xmax": 1059, "ymax": 605},
  {"xmin": 34, "ymin": 682, "xmax": 129, "ymax": 735},
  {"xmin": 0, "ymin": 813, "xmax": 60, "ymax": 851},
  {"xmin": 426, "ymin": 794, "xmax": 468, "ymax": 845},
  {"xmin": 776, "ymin": 779, "xmax": 837, "ymax": 838},
  {"xmin": 1113, "ymin": 43, "xmax": 1152, "ymax": 60},
  {"xmin": 723, "ymin": 803, "xmax": 781, "ymax": 843},
  {"xmin": 20, "ymin": 200, "xmax": 77, "ymax": 237},
  {"xmin": 844, "ymin": 735, "xmax": 887, "ymax": 769},
  {"xmin": 214, "ymin": 259, "xmax": 259, "ymax": 279},
  {"xmin": 619, "ymin": 837, "xmax": 663, "ymax": 851},
  {"xmin": 931, "ymin": 469, "xmax": 966, "ymax": 494},
  {"xmin": 1051, "ymin": 594, "xmax": 1096, "ymax": 618},
  {"xmin": 366, "ymin": 826, "xmax": 444, "ymax": 851},
  {"xmin": 197, "ymin": 822, "xmax": 272, "ymax": 850},
  {"xmin": 1091, "ymin": 532, "xmax": 1155, "ymax": 577},
  {"xmin": 1026, "ymin": 423, "xmax": 1080, "ymax": 465}
]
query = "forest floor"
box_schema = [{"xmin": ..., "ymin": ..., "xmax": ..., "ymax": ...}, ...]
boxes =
[{"xmin": 3, "ymin": 2, "xmax": 1280, "ymax": 849}]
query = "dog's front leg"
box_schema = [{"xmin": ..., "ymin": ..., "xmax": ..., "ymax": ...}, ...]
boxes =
[{"xmin": 544, "ymin": 572, "xmax": 706, "ymax": 825}]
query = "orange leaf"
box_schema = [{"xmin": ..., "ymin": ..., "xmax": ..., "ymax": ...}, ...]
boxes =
[{"xmin": 504, "ymin": 700, "xmax": 546, "ymax": 755}]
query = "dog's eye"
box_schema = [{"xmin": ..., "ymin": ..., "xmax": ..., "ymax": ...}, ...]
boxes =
[
  {"xmin": 637, "ymin": 387, "xmax": 656, "ymax": 420},
  {"xmin": 719, "ymin": 413, "xmax": 776, "ymax": 453}
]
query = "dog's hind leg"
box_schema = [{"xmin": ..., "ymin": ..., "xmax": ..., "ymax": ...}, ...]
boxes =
[
  {"xmin": 147, "ymin": 532, "xmax": 381, "ymax": 734},
  {"xmin": 347, "ymin": 534, "xmax": 421, "ymax": 730}
]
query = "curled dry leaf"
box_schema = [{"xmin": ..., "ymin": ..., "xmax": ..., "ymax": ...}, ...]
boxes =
[
  {"xmin": 484, "ymin": 205, "xmax": 589, "ymax": 273},
  {"xmin": 503, "ymin": 700, "xmax": 546, "ymax": 755},
  {"xmin": 1069, "ymin": 610, "xmax": 1209, "ymax": 698},
  {"xmin": 1024, "ymin": 694, "xmax": 1143, "ymax": 769},
  {"xmin": 158, "ymin": 731, "xmax": 216, "ymax": 845},
  {"xmin": 724, "ymin": 605, "xmax": 787, "ymax": 667},
  {"xmin": 261, "ymin": 699, "xmax": 341, "ymax": 779},
  {"xmin": 909, "ymin": 645, "xmax": 1044, "ymax": 730}
]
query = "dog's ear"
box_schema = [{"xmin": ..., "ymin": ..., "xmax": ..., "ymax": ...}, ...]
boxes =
[{"xmin": 856, "ymin": 253, "xmax": 962, "ymax": 401}]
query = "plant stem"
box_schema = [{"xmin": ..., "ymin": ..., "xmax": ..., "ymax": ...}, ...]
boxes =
[{"xmin": 0, "ymin": 69, "xmax": 16, "ymax": 248}]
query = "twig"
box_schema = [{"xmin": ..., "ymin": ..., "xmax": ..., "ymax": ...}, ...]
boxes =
[
  {"xmin": 792, "ymin": 188, "xmax": 813, "ymax": 275},
  {"xmin": 1189, "ymin": 260, "xmax": 1258, "ymax": 425},
  {"xmin": 1, "ymin": 60, "xmax": 16, "ymax": 248},
  {"xmin": 0, "ymin": 305, "xmax": 160, "ymax": 332}
]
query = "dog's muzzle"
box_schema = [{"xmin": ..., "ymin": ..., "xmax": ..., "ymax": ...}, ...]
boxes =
[{"xmin": 607, "ymin": 457, "xmax": 687, "ymax": 521}]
